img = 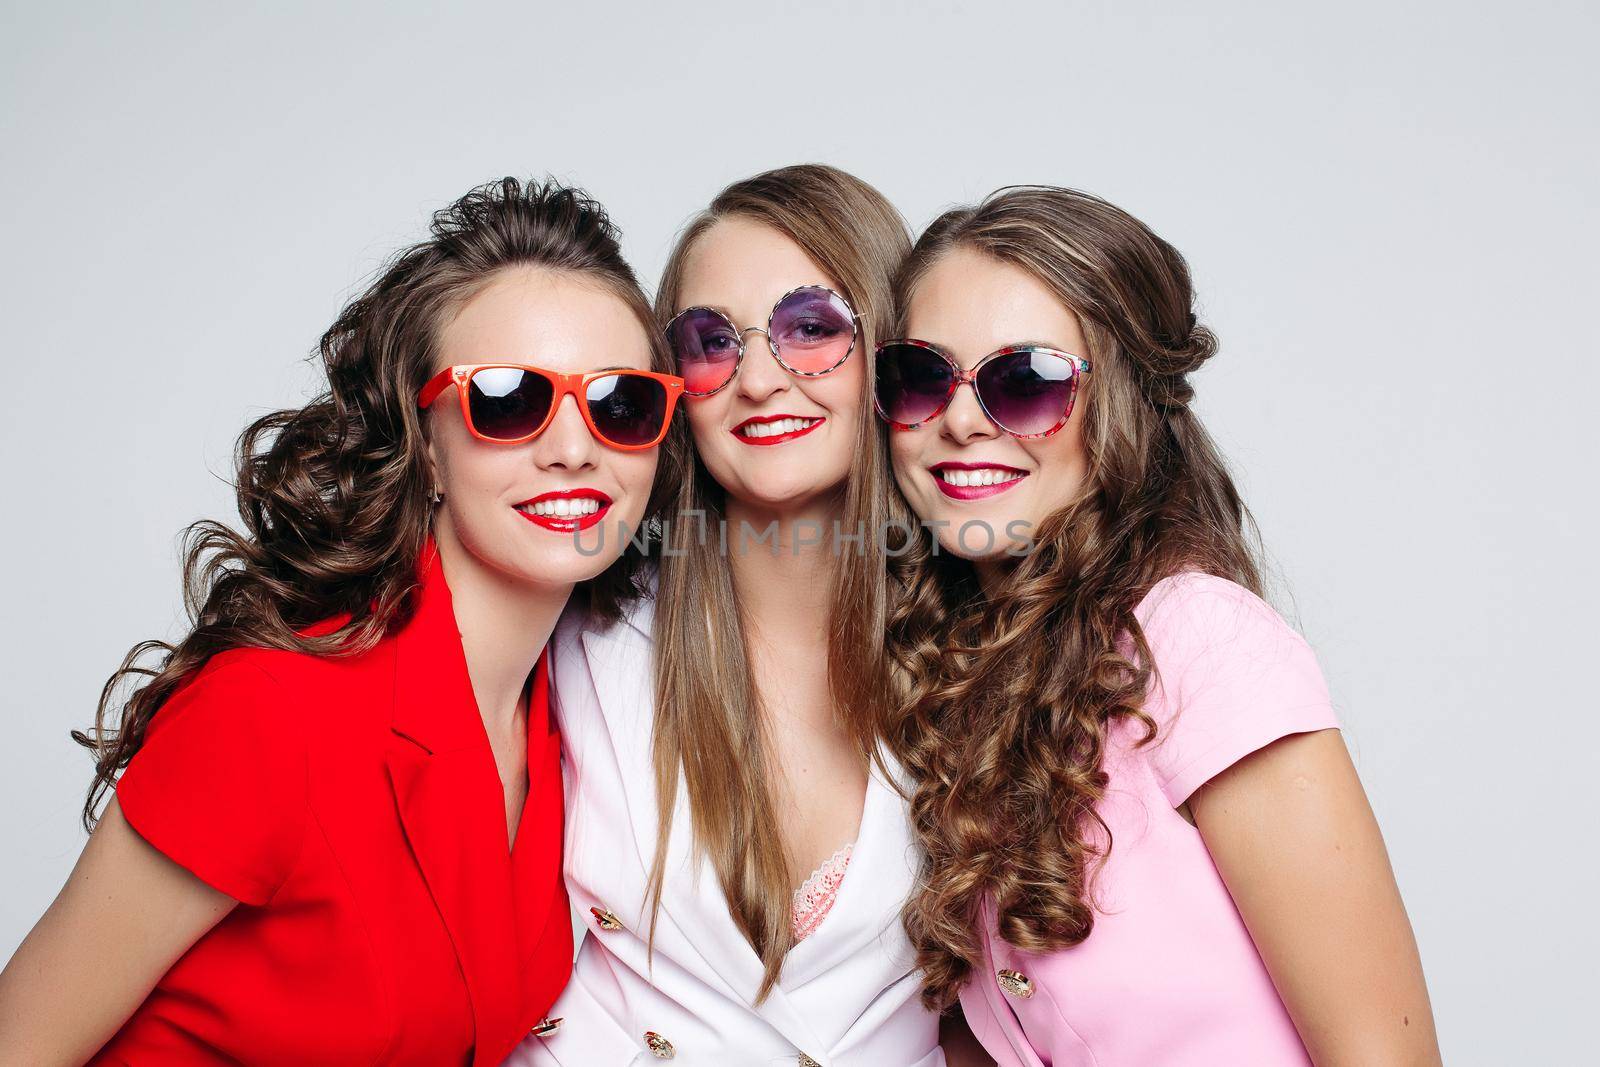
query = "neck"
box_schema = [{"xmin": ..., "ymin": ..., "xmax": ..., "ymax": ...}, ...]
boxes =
[
  {"xmin": 723, "ymin": 490, "xmax": 843, "ymax": 633},
  {"xmin": 432, "ymin": 518, "xmax": 569, "ymax": 733},
  {"xmin": 724, "ymin": 491, "xmax": 844, "ymax": 743},
  {"xmin": 973, "ymin": 557, "xmax": 1011, "ymax": 599}
]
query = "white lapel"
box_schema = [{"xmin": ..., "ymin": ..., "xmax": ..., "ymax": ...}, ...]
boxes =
[
  {"xmin": 570, "ymin": 593, "xmax": 828, "ymax": 1056},
  {"xmin": 781, "ymin": 750, "xmax": 919, "ymax": 991}
]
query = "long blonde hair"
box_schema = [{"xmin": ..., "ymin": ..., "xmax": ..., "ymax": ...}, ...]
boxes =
[{"xmin": 650, "ymin": 165, "xmax": 910, "ymax": 997}]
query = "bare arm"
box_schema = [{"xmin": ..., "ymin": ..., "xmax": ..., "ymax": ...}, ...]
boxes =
[
  {"xmin": 1190, "ymin": 729, "xmax": 1441, "ymax": 1067},
  {"xmin": 0, "ymin": 797, "xmax": 236, "ymax": 1066}
]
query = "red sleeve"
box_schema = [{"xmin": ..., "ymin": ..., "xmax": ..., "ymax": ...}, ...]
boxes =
[
  {"xmin": 1137, "ymin": 574, "xmax": 1340, "ymax": 807},
  {"xmin": 115, "ymin": 656, "xmax": 308, "ymax": 905}
]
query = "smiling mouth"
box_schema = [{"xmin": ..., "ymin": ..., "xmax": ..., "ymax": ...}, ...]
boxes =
[
  {"xmin": 514, "ymin": 489, "xmax": 613, "ymax": 532},
  {"xmin": 930, "ymin": 463, "xmax": 1028, "ymax": 500},
  {"xmin": 731, "ymin": 415, "xmax": 824, "ymax": 446}
]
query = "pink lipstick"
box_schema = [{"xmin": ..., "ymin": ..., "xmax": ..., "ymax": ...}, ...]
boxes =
[{"xmin": 929, "ymin": 461, "xmax": 1029, "ymax": 501}]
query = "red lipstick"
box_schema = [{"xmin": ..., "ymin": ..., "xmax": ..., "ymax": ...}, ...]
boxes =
[
  {"xmin": 730, "ymin": 413, "xmax": 824, "ymax": 446},
  {"xmin": 514, "ymin": 488, "xmax": 613, "ymax": 533}
]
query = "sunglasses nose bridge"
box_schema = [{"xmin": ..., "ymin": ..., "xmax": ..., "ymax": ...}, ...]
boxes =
[
  {"xmin": 537, "ymin": 393, "xmax": 602, "ymax": 465},
  {"xmin": 741, "ymin": 324, "xmax": 784, "ymax": 360}
]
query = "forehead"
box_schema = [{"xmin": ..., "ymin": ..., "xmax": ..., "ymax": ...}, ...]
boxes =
[
  {"xmin": 437, "ymin": 266, "xmax": 651, "ymax": 371},
  {"xmin": 905, "ymin": 246, "xmax": 1087, "ymax": 367},
  {"xmin": 676, "ymin": 215, "xmax": 841, "ymax": 318}
]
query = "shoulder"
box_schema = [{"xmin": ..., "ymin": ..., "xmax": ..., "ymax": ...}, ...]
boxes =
[
  {"xmin": 549, "ymin": 579, "xmax": 654, "ymax": 720},
  {"xmin": 1134, "ymin": 571, "xmax": 1308, "ymax": 666},
  {"xmin": 1136, "ymin": 570, "xmax": 1278, "ymax": 624},
  {"xmin": 142, "ymin": 650, "xmax": 315, "ymax": 752},
  {"xmin": 223, "ymin": 615, "xmax": 403, "ymax": 684},
  {"xmin": 555, "ymin": 574, "xmax": 656, "ymax": 654},
  {"xmin": 157, "ymin": 627, "xmax": 396, "ymax": 738},
  {"xmin": 196, "ymin": 645, "xmax": 309, "ymax": 692},
  {"xmin": 1128, "ymin": 573, "xmax": 1338, "ymax": 805}
]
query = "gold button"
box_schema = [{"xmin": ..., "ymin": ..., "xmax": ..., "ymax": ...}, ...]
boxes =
[
  {"xmin": 997, "ymin": 969, "xmax": 1034, "ymax": 999},
  {"xmin": 530, "ymin": 1017, "xmax": 562, "ymax": 1036},
  {"xmin": 590, "ymin": 906, "xmax": 624, "ymax": 931},
  {"xmin": 644, "ymin": 1031, "xmax": 675, "ymax": 1059},
  {"xmin": 799, "ymin": 1055, "xmax": 822, "ymax": 1067}
]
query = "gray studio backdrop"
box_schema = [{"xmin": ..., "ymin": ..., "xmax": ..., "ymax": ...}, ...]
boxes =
[{"xmin": 2, "ymin": 2, "xmax": 1594, "ymax": 1062}]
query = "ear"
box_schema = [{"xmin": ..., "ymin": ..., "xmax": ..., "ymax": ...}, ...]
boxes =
[{"xmin": 424, "ymin": 420, "xmax": 444, "ymax": 502}]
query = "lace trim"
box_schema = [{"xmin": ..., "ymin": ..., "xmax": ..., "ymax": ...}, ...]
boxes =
[{"xmin": 790, "ymin": 842, "xmax": 854, "ymax": 943}]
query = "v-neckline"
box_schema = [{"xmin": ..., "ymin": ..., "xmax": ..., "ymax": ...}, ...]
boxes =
[{"xmin": 504, "ymin": 650, "xmax": 550, "ymax": 860}]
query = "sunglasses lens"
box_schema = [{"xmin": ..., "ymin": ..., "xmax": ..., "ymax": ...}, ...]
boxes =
[
  {"xmin": 875, "ymin": 343, "xmax": 956, "ymax": 426},
  {"xmin": 668, "ymin": 308, "xmax": 741, "ymax": 395},
  {"xmin": 770, "ymin": 288, "xmax": 855, "ymax": 374},
  {"xmin": 975, "ymin": 349, "xmax": 1078, "ymax": 436},
  {"xmin": 466, "ymin": 367, "xmax": 554, "ymax": 441},
  {"xmin": 586, "ymin": 373, "xmax": 669, "ymax": 447}
]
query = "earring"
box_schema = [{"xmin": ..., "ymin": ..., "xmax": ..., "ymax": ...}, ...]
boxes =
[{"xmin": 430, "ymin": 486, "xmax": 442, "ymax": 506}]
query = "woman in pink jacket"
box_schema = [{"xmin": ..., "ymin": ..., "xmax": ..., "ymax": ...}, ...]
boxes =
[{"xmin": 877, "ymin": 186, "xmax": 1442, "ymax": 1066}]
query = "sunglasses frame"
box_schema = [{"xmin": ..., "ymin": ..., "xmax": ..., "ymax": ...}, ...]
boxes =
[
  {"xmin": 417, "ymin": 363, "xmax": 684, "ymax": 451},
  {"xmin": 665, "ymin": 284, "xmax": 861, "ymax": 397},
  {"xmin": 873, "ymin": 339, "xmax": 1093, "ymax": 439}
]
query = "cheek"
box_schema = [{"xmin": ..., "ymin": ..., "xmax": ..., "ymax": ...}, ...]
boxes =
[
  {"xmin": 807, "ymin": 376, "xmax": 864, "ymax": 468},
  {"xmin": 888, "ymin": 426, "xmax": 928, "ymax": 481},
  {"xmin": 609, "ymin": 451, "xmax": 659, "ymax": 503},
  {"xmin": 800, "ymin": 370, "xmax": 866, "ymax": 438},
  {"xmin": 1022, "ymin": 424, "xmax": 1090, "ymax": 508},
  {"xmin": 685, "ymin": 396, "xmax": 727, "ymax": 448},
  {"xmin": 823, "ymin": 358, "xmax": 867, "ymax": 415},
  {"xmin": 434, "ymin": 429, "xmax": 514, "ymax": 495}
]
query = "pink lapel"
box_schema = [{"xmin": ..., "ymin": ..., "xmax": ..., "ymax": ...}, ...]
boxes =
[{"xmin": 960, "ymin": 901, "xmax": 1047, "ymax": 1067}]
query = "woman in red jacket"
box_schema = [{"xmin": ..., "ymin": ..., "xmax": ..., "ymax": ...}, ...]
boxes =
[{"xmin": 0, "ymin": 177, "xmax": 684, "ymax": 1066}]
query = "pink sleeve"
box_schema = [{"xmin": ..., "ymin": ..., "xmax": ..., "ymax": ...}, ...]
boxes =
[{"xmin": 1135, "ymin": 574, "xmax": 1340, "ymax": 807}]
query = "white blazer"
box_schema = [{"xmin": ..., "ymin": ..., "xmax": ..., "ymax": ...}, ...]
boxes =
[{"xmin": 505, "ymin": 587, "xmax": 944, "ymax": 1067}]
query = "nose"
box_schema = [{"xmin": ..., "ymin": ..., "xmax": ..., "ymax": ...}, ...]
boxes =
[
  {"xmin": 734, "ymin": 326, "xmax": 789, "ymax": 404},
  {"xmin": 533, "ymin": 394, "xmax": 600, "ymax": 470},
  {"xmin": 939, "ymin": 380, "xmax": 1001, "ymax": 446}
]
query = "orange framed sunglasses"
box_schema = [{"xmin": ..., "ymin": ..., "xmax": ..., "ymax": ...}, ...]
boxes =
[{"xmin": 417, "ymin": 364, "xmax": 684, "ymax": 451}]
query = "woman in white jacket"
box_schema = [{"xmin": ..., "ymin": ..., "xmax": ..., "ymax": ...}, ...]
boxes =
[{"xmin": 508, "ymin": 165, "xmax": 950, "ymax": 1066}]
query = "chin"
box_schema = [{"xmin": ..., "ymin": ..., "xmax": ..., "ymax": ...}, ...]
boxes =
[
  {"xmin": 522, "ymin": 550, "xmax": 614, "ymax": 588},
  {"xmin": 925, "ymin": 516, "xmax": 1027, "ymax": 561},
  {"xmin": 738, "ymin": 479, "xmax": 830, "ymax": 510}
]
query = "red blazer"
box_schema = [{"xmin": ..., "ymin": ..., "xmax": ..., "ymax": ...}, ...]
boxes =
[{"xmin": 94, "ymin": 544, "xmax": 572, "ymax": 1066}]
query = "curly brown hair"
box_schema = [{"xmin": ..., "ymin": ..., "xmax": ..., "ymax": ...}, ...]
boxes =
[
  {"xmin": 884, "ymin": 187, "xmax": 1265, "ymax": 1009},
  {"xmin": 74, "ymin": 177, "xmax": 680, "ymax": 829}
]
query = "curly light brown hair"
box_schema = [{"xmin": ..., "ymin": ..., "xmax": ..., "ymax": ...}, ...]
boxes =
[
  {"xmin": 75, "ymin": 177, "xmax": 682, "ymax": 828},
  {"xmin": 884, "ymin": 186, "xmax": 1265, "ymax": 1009}
]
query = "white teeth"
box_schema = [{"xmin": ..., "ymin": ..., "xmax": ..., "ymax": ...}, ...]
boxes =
[
  {"xmin": 518, "ymin": 497, "xmax": 602, "ymax": 518},
  {"xmin": 937, "ymin": 467, "xmax": 1024, "ymax": 487},
  {"xmin": 738, "ymin": 416, "xmax": 820, "ymax": 439}
]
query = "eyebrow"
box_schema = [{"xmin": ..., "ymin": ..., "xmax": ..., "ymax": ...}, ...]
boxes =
[
  {"xmin": 677, "ymin": 287, "xmax": 843, "ymax": 325},
  {"xmin": 942, "ymin": 340, "xmax": 1079, "ymax": 367},
  {"xmin": 682, "ymin": 303, "xmax": 737, "ymax": 322}
]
